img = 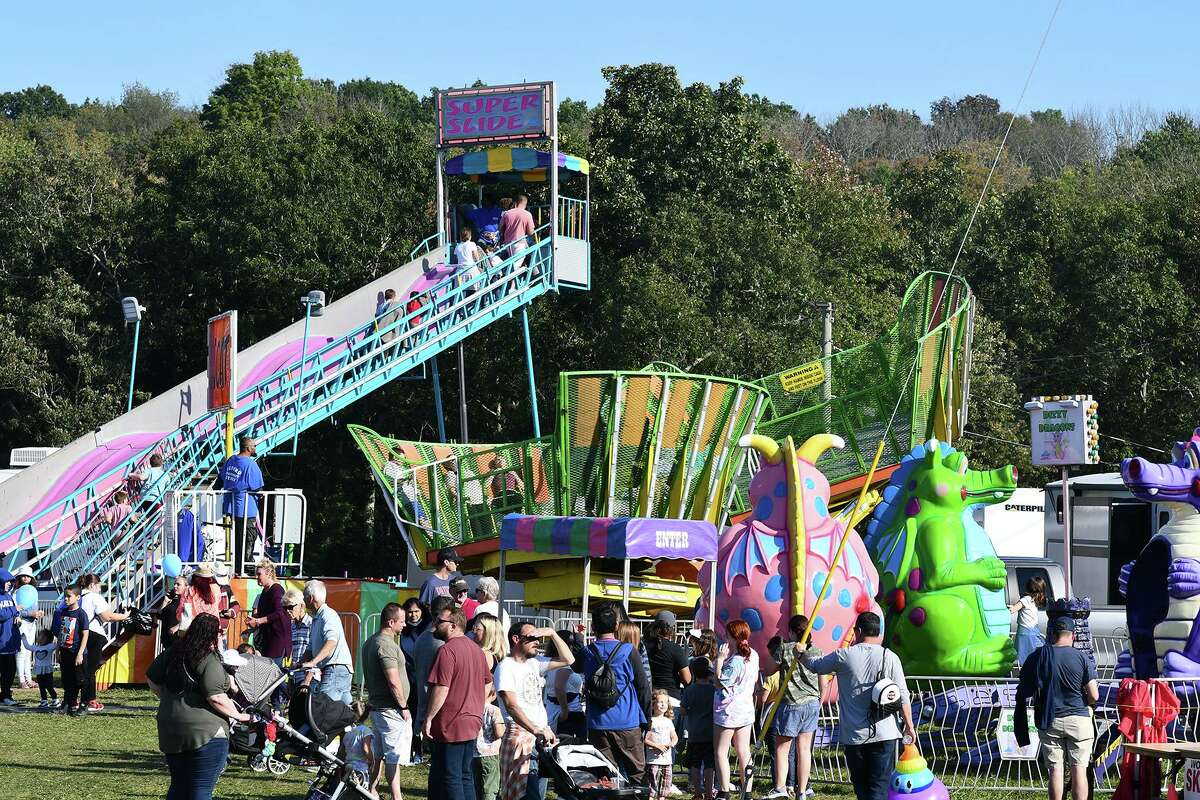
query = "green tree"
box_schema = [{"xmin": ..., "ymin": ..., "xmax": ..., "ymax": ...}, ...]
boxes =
[
  {"xmin": 200, "ymin": 50, "xmax": 306, "ymax": 131},
  {"xmin": 0, "ymin": 85, "xmax": 74, "ymax": 121}
]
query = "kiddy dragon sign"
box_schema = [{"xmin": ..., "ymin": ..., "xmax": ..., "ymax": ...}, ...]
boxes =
[{"xmin": 1023, "ymin": 395, "xmax": 1100, "ymax": 466}]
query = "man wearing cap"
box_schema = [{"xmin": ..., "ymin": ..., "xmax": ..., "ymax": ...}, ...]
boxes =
[
  {"xmin": 419, "ymin": 547, "xmax": 461, "ymax": 609},
  {"xmin": 449, "ymin": 576, "xmax": 479, "ymax": 620},
  {"xmin": 645, "ymin": 609, "xmax": 691, "ymax": 791},
  {"xmin": 1015, "ymin": 617, "xmax": 1099, "ymax": 800}
]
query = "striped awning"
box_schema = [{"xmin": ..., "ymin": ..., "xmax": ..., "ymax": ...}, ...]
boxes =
[
  {"xmin": 499, "ymin": 514, "xmax": 717, "ymax": 561},
  {"xmin": 444, "ymin": 147, "xmax": 589, "ymax": 184}
]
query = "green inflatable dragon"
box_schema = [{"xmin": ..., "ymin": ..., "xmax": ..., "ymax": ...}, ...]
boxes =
[{"xmin": 864, "ymin": 439, "xmax": 1018, "ymax": 676}]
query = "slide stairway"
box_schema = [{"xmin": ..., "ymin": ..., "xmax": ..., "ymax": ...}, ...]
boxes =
[{"xmin": 0, "ymin": 229, "xmax": 563, "ymax": 620}]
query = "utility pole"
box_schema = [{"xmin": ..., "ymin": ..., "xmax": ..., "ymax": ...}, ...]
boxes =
[{"xmin": 812, "ymin": 302, "xmax": 834, "ymax": 432}]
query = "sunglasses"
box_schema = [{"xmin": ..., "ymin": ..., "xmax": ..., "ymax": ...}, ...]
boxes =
[
  {"xmin": 435, "ymin": 617, "xmax": 453, "ymax": 627},
  {"xmin": 519, "ymin": 635, "xmax": 541, "ymax": 643}
]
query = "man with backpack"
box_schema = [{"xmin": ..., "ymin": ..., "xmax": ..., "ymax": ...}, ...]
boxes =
[
  {"xmin": 801, "ymin": 611, "xmax": 916, "ymax": 800},
  {"xmin": 581, "ymin": 603, "xmax": 652, "ymax": 787}
]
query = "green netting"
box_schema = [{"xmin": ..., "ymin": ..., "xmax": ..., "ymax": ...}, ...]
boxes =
[
  {"xmin": 350, "ymin": 271, "xmax": 974, "ymax": 539},
  {"xmin": 752, "ymin": 272, "xmax": 972, "ymax": 486},
  {"xmin": 347, "ymin": 425, "xmax": 557, "ymax": 551}
]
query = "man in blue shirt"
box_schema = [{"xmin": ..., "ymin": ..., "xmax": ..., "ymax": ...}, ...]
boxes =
[
  {"xmin": 220, "ymin": 435, "xmax": 264, "ymax": 574},
  {"xmin": 581, "ymin": 603, "xmax": 651, "ymax": 786},
  {"xmin": 1015, "ymin": 617, "xmax": 1099, "ymax": 800}
]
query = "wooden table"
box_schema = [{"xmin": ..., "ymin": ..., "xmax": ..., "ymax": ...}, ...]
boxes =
[{"xmin": 1120, "ymin": 742, "xmax": 1200, "ymax": 796}]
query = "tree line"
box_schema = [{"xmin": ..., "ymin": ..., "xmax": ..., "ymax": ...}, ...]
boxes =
[{"xmin": 2, "ymin": 52, "xmax": 1197, "ymax": 576}]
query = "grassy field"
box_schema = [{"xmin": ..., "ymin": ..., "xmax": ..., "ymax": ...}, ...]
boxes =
[{"xmin": 0, "ymin": 686, "xmax": 1022, "ymax": 800}]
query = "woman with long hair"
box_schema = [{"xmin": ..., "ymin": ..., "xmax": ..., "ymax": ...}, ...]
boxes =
[
  {"xmin": 146, "ymin": 613, "xmax": 251, "ymax": 799},
  {"xmin": 1010, "ymin": 575, "xmax": 1049, "ymax": 665},
  {"xmin": 688, "ymin": 628, "xmax": 719, "ymax": 670},
  {"xmin": 176, "ymin": 565, "xmax": 223, "ymax": 633},
  {"xmin": 617, "ymin": 621, "xmax": 654, "ymax": 689},
  {"xmin": 713, "ymin": 619, "xmax": 759, "ymax": 800},
  {"xmin": 471, "ymin": 612, "xmax": 507, "ymax": 670}
]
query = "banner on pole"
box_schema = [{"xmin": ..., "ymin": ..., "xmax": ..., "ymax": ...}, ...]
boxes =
[
  {"xmin": 436, "ymin": 82, "xmax": 551, "ymax": 148},
  {"xmin": 207, "ymin": 311, "xmax": 237, "ymax": 412},
  {"xmin": 1023, "ymin": 394, "xmax": 1099, "ymax": 466}
]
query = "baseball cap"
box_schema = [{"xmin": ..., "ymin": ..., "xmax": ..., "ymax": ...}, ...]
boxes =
[
  {"xmin": 449, "ymin": 577, "xmax": 470, "ymax": 594},
  {"xmin": 653, "ymin": 610, "xmax": 677, "ymax": 626},
  {"xmin": 1049, "ymin": 616, "xmax": 1075, "ymax": 635},
  {"xmin": 437, "ymin": 546, "xmax": 462, "ymax": 564},
  {"xmin": 213, "ymin": 562, "xmax": 232, "ymax": 585},
  {"xmin": 687, "ymin": 629, "xmax": 706, "ymax": 641}
]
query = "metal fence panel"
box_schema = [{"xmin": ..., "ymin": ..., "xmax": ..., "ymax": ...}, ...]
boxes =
[{"xmin": 811, "ymin": 670, "xmax": 1200, "ymax": 794}]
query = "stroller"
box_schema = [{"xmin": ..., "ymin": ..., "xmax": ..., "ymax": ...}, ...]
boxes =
[
  {"xmin": 225, "ymin": 655, "xmax": 371, "ymax": 799},
  {"xmin": 226, "ymin": 654, "xmax": 290, "ymax": 774},
  {"xmin": 538, "ymin": 738, "xmax": 648, "ymax": 800}
]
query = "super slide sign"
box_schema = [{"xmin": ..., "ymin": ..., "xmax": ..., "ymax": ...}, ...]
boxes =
[
  {"xmin": 207, "ymin": 310, "xmax": 237, "ymax": 411},
  {"xmin": 436, "ymin": 83, "xmax": 551, "ymax": 147}
]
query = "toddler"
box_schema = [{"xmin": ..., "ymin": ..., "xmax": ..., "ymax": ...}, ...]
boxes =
[
  {"xmin": 339, "ymin": 701, "xmax": 375, "ymax": 787},
  {"xmin": 681, "ymin": 658, "xmax": 717, "ymax": 800},
  {"xmin": 646, "ymin": 689, "xmax": 678, "ymax": 799},
  {"xmin": 23, "ymin": 628, "xmax": 59, "ymax": 709},
  {"xmin": 475, "ymin": 684, "xmax": 505, "ymax": 800}
]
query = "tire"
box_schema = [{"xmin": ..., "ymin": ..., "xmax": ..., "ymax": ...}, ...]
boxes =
[{"xmin": 268, "ymin": 757, "xmax": 291, "ymax": 776}]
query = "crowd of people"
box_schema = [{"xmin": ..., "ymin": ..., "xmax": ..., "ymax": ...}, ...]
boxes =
[{"xmin": 0, "ymin": 542, "xmax": 1097, "ymax": 800}]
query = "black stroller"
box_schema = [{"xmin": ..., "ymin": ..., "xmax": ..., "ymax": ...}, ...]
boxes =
[
  {"xmin": 537, "ymin": 738, "xmax": 648, "ymax": 800},
  {"xmin": 225, "ymin": 655, "xmax": 371, "ymax": 799}
]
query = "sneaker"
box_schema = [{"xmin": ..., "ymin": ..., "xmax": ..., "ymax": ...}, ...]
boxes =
[
  {"xmin": 668, "ymin": 787, "xmax": 684, "ymax": 797},
  {"xmin": 0, "ymin": 698, "xmax": 18, "ymax": 706},
  {"xmin": 86, "ymin": 700, "xmax": 105, "ymax": 711},
  {"xmin": 37, "ymin": 700, "xmax": 49, "ymax": 709},
  {"xmin": 762, "ymin": 790, "xmax": 790, "ymax": 800},
  {"xmin": 51, "ymin": 699, "xmax": 62, "ymax": 708},
  {"xmin": 67, "ymin": 705, "xmax": 81, "ymax": 716}
]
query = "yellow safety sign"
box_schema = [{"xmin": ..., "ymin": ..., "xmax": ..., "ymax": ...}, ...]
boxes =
[{"xmin": 779, "ymin": 361, "xmax": 825, "ymax": 394}]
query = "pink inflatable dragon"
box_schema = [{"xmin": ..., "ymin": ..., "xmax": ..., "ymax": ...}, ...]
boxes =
[{"xmin": 699, "ymin": 433, "xmax": 882, "ymax": 666}]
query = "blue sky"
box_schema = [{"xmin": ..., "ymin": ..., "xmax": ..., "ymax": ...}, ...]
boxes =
[{"xmin": 4, "ymin": 1, "xmax": 1196, "ymax": 120}]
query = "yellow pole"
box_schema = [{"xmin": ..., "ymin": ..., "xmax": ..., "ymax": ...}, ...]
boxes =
[
  {"xmin": 224, "ymin": 408, "xmax": 235, "ymax": 458},
  {"xmin": 758, "ymin": 439, "xmax": 886, "ymax": 740}
]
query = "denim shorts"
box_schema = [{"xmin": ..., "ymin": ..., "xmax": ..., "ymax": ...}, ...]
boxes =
[{"xmin": 773, "ymin": 701, "xmax": 820, "ymax": 737}]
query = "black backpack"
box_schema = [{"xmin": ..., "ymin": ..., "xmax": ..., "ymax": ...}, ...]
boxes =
[{"xmin": 585, "ymin": 642, "xmax": 627, "ymax": 711}]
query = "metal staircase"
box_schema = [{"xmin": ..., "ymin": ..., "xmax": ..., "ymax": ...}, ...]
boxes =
[{"xmin": 2, "ymin": 230, "xmax": 558, "ymax": 618}]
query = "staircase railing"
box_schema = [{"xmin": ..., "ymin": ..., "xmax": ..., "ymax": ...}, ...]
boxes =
[{"xmin": 6, "ymin": 232, "xmax": 556, "ymax": 613}]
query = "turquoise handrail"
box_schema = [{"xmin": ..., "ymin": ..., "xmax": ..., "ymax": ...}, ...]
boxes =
[{"xmin": 9, "ymin": 231, "xmax": 557, "ymax": 607}]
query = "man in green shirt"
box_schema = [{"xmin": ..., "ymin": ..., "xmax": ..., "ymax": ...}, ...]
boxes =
[{"xmin": 362, "ymin": 602, "xmax": 412, "ymax": 797}]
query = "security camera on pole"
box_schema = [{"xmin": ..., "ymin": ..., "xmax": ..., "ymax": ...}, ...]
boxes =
[{"xmin": 1023, "ymin": 394, "xmax": 1100, "ymax": 659}]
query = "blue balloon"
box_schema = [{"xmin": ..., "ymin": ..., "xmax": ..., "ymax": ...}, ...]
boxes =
[
  {"xmin": 162, "ymin": 554, "xmax": 183, "ymax": 578},
  {"xmin": 15, "ymin": 584, "xmax": 38, "ymax": 610}
]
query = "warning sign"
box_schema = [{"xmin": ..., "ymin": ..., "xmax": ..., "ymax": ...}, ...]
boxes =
[{"xmin": 779, "ymin": 362, "xmax": 825, "ymax": 394}]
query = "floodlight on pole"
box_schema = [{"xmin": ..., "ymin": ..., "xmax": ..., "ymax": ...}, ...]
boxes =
[
  {"xmin": 121, "ymin": 297, "xmax": 146, "ymax": 412},
  {"xmin": 289, "ymin": 290, "xmax": 326, "ymax": 454}
]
